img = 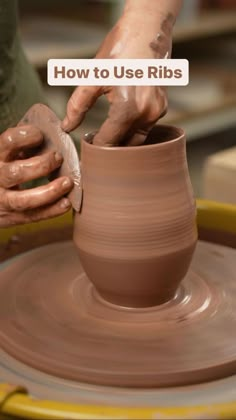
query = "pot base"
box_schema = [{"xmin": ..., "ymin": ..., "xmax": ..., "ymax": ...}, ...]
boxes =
[{"xmin": 0, "ymin": 240, "xmax": 236, "ymax": 388}]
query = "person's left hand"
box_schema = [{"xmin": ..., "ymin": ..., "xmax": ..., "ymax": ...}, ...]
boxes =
[
  {"xmin": 0, "ymin": 125, "xmax": 73, "ymax": 228},
  {"xmin": 62, "ymin": 9, "xmax": 173, "ymax": 146}
]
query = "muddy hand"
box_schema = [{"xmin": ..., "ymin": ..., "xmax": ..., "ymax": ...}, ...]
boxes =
[
  {"xmin": 62, "ymin": 0, "xmax": 182, "ymax": 146},
  {"xmin": 0, "ymin": 125, "xmax": 73, "ymax": 227}
]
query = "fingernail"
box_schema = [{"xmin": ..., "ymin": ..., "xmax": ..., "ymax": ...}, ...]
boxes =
[
  {"xmin": 55, "ymin": 152, "xmax": 63, "ymax": 162},
  {"xmin": 60, "ymin": 198, "xmax": 71, "ymax": 209},
  {"xmin": 84, "ymin": 131, "xmax": 96, "ymax": 144},
  {"xmin": 62, "ymin": 178, "xmax": 73, "ymax": 188},
  {"xmin": 62, "ymin": 117, "xmax": 70, "ymax": 131}
]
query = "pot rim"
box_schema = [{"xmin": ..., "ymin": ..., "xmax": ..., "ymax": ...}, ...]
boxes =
[{"xmin": 82, "ymin": 124, "xmax": 185, "ymax": 151}]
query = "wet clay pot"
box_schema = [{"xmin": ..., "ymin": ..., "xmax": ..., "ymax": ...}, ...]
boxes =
[{"xmin": 74, "ymin": 125, "xmax": 197, "ymax": 308}]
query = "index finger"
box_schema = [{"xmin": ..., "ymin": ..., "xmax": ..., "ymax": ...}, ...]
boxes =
[
  {"xmin": 93, "ymin": 102, "xmax": 138, "ymax": 146},
  {"xmin": 62, "ymin": 86, "xmax": 100, "ymax": 132}
]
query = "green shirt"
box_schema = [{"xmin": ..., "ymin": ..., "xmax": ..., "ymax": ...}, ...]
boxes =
[{"xmin": 0, "ymin": 0, "xmax": 44, "ymax": 133}]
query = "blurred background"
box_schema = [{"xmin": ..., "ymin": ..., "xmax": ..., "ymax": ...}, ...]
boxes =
[{"xmin": 18, "ymin": 0, "xmax": 236, "ymax": 201}]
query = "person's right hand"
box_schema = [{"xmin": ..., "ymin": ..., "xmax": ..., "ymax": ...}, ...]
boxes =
[{"xmin": 0, "ymin": 125, "xmax": 73, "ymax": 228}]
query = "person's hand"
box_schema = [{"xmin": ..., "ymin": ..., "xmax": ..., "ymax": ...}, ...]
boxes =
[
  {"xmin": 62, "ymin": 6, "xmax": 174, "ymax": 146},
  {"xmin": 0, "ymin": 125, "xmax": 73, "ymax": 228}
]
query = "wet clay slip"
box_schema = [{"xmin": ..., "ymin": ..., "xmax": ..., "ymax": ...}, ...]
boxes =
[
  {"xmin": 0, "ymin": 240, "xmax": 236, "ymax": 387},
  {"xmin": 74, "ymin": 125, "xmax": 197, "ymax": 307},
  {"xmin": 19, "ymin": 103, "xmax": 82, "ymax": 211}
]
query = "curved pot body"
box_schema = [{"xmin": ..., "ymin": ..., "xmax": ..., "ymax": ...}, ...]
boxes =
[{"xmin": 74, "ymin": 125, "xmax": 197, "ymax": 307}]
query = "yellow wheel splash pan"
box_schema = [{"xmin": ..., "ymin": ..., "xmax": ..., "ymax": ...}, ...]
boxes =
[{"xmin": 0, "ymin": 199, "xmax": 236, "ymax": 419}]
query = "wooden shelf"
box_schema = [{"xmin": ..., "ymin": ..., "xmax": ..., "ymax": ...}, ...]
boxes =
[
  {"xmin": 164, "ymin": 103, "xmax": 236, "ymax": 142},
  {"xmin": 21, "ymin": 12, "xmax": 236, "ymax": 67},
  {"xmin": 174, "ymin": 11, "xmax": 236, "ymax": 43}
]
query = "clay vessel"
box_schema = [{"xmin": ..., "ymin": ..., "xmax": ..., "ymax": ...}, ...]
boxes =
[{"xmin": 74, "ymin": 125, "xmax": 197, "ymax": 307}]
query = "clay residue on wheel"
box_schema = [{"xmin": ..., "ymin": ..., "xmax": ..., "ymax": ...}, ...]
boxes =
[{"xmin": 0, "ymin": 240, "xmax": 235, "ymax": 388}]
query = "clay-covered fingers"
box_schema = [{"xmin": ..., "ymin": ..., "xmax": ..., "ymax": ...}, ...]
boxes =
[
  {"xmin": 0, "ymin": 151, "xmax": 63, "ymax": 189},
  {"xmin": 62, "ymin": 86, "xmax": 100, "ymax": 132},
  {"xmin": 92, "ymin": 87, "xmax": 168, "ymax": 147},
  {"xmin": 92, "ymin": 99, "xmax": 138, "ymax": 146},
  {"xmin": 0, "ymin": 125, "xmax": 43, "ymax": 161},
  {"xmin": 3, "ymin": 197, "xmax": 72, "ymax": 227},
  {"xmin": 92, "ymin": 105, "xmax": 150, "ymax": 147},
  {"xmin": 1, "ymin": 177, "xmax": 73, "ymax": 212},
  {"xmin": 125, "ymin": 92, "xmax": 168, "ymax": 146}
]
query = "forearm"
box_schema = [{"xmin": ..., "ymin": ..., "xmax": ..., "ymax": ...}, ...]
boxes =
[{"xmin": 121, "ymin": 0, "xmax": 182, "ymax": 58}]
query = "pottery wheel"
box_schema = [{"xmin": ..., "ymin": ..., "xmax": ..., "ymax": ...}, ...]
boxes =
[{"xmin": 0, "ymin": 240, "xmax": 236, "ymax": 388}]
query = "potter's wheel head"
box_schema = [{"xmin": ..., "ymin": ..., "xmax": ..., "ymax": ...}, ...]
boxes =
[{"xmin": 0, "ymin": 241, "xmax": 236, "ymax": 388}]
